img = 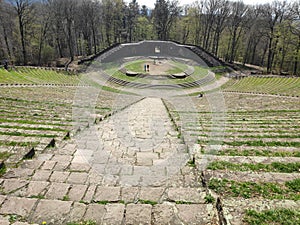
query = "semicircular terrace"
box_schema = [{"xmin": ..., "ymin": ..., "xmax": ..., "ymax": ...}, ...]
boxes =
[{"xmin": 87, "ymin": 41, "xmax": 221, "ymax": 89}]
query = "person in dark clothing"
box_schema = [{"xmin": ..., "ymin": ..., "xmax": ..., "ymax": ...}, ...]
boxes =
[
  {"xmin": 4, "ymin": 60, "xmax": 8, "ymax": 70},
  {"xmin": 198, "ymin": 93, "xmax": 203, "ymax": 98}
]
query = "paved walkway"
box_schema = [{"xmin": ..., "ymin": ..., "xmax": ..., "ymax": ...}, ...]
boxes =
[{"xmin": 0, "ymin": 98, "xmax": 217, "ymax": 225}]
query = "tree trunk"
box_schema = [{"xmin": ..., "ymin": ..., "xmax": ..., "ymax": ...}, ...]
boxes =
[
  {"xmin": 243, "ymin": 38, "xmax": 252, "ymax": 65},
  {"xmin": 261, "ymin": 44, "xmax": 268, "ymax": 67},
  {"xmin": 92, "ymin": 26, "xmax": 97, "ymax": 55},
  {"xmin": 251, "ymin": 41, "xmax": 259, "ymax": 65},
  {"xmin": 267, "ymin": 29, "xmax": 274, "ymax": 74},
  {"xmin": 230, "ymin": 28, "xmax": 237, "ymax": 63},
  {"xmin": 2, "ymin": 25, "xmax": 12, "ymax": 59},
  {"xmin": 18, "ymin": 15, "xmax": 27, "ymax": 65},
  {"xmin": 38, "ymin": 23, "xmax": 48, "ymax": 66},
  {"xmin": 67, "ymin": 22, "xmax": 74, "ymax": 61}
]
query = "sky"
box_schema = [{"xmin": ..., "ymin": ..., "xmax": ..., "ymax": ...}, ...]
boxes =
[{"xmin": 134, "ymin": 0, "xmax": 279, "ymax": 8}]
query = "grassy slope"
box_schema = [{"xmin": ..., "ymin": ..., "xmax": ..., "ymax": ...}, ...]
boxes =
[
  {"xmin": 223, "ymin": 76, "xmax": 300, "ymax": 96},
  {"xmin": 0, "ymin": 68, "xmax": 81, "ymax": 85}
]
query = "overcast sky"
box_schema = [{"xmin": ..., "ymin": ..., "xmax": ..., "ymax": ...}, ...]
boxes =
[{"xmin": 134, "ymin": 0, "xmax": 281, "ymax": 8}]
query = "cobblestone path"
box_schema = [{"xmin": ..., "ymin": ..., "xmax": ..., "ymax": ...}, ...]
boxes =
[{"xmin": 0, "ymin": 98, "xmax": 218, "ymax": 225}]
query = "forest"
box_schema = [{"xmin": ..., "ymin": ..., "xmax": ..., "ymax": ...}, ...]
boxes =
[{"xmin": 0, "ymin": 0, "xmax": 299, "ymax": 75}]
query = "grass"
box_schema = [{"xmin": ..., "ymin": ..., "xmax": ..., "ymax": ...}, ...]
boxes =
[
  {"xmin": 0, "ymin": 67, "xmax": 80, "ymax": 85},
  {"xmin": 9, "ymin": 214, "xmax": 20, "ymax": 223},
  {"xmin": 244, "ymin": 208, "xmax": 300, "ymax": 225},
  {"xmin": 187, "ymin": 159, "xmax": 196, "ymax": 168},
  {"xmin": 285, "ymin": 179, "xmax": 300, "ymax": 192},
  {"xmin": 101, "ymin": 84, "xmax": 136, "ymax": 95},
  {"xmin": 204, "ymin": 194, "xmax": 215, "ymax": 204},
  {"xmin": 207, "ymin": 161, "xmax": 300, "ymax": 173},
  {"xmin": 221, "ymin": 140, "xmax": 300, "ymax": 148},
  {"xmin": 215, "ymin": 149, "xmax": 300, "ymax": 157},
  {"xmin": 30, "ymin": 194, "xmax": 45, "ymax": 199},
  {"xmin": 0, "ymin": 164, "xmax": 7, "ymax": 176},
  {"xmin": 138, "ymin": 199, "xmax": 158, "ymax": 205},
  {"xmin": 223, "ymin": 76, "xmax": 300, "ymax": 96},
  {"xmin": 0, "ymin": 152, "xmax": 12, "ymax": 160},
  {"xmin": 208, "ymin": 178, "xmax": 300, "ymax": 200},
  {"xmin": 62, "ymin": 195, "xmax": 70, "ymax": 201},
  {"xmin": 124, "ymin": 60, "xmax": 147, "ymax": 73},
  {"xmin": 0, "ymin": 140, "xmax": 39, "ymax": 147},
  {"xmin": 0, "ymin": 131, "xmax": 57, "ymax": 138},
  {"xmin": 0, "ymin": 118, "xmax": 69, "ymax": 127},
  {"xmin": 167, "ymin": 60, "xmax": 187, "ymax": 74},
  {"xmin": 106, "ymin": 61, "xmax": 209, "ymax": 86},
  {"xmin": 123, "ymin": 59, "xmax": 188, "ymax": 75},
  {"xmin": 97, "ymin": 200, "xmax": 109, "ymax": 205}
]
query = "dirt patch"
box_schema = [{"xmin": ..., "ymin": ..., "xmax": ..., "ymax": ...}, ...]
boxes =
[{"xmin": 142, "ymin": 60, "xmax": 174, "ymax": 76}]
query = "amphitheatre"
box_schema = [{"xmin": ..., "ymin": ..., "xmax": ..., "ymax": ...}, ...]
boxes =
[{"xmin": 0, "ymin": 40, "xmax": 299, "ymax": 224}]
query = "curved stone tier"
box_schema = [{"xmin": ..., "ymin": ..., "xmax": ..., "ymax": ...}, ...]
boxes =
[
  {"xmin": 172, "ymin": 73, "xmax": 187, "ymax": 79},
  {"xmin": 126, "ymin": 71, "xmax": 139, "ymax": 77},
  {"xmin": 104, "ymin": 71, "xmax": 214, "ymax": 89}
]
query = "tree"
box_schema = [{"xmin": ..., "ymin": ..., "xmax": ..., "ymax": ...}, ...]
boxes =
[
  {"xmin": 226, "ymin": 1, "xmax": 248, "ymax": 63},
  {"xmin": 48, "ymin": 0, "xmax": 65, "ymax": 58},
  {"xmin": 211, "ymin": 0, "xmax": 230, "ymax": 56},
  {"xmin": 290, "ymin": 0, "xmax": 300, "ymax": 75},
  {"xmin": 35, "ymin": 0, "xmax": 51, "ymax": 65},
  {"xmin": 153, "ymin": 0, "xmax": 181, "ymax": 40},
  {"xmin": 188, "ymin": 1, "xmax": 203, "ymax": 45},
  {"xmin": 202, "ymin": 0, "xmax": 219, "ymax": 50},
  {"xmin": 0, "ymin": 1, "xmax": 14, "ymax": 61},
  {"xmin": 126, "ymin": 0, "xmax": 139, "ymax": 42},
  {"xmin": 10, "ymin": 0, "xmax": 33, "ymax": 65},
  {"xmin": 262, "ymin": 0, "xmax": 288, "ymax": 73}
]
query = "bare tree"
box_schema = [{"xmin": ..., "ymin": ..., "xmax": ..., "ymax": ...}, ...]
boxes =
[
  {"xmin": 0, "ymin": 1, "xmax": 14, "ymax": 60},
  {"xmin": 262, "ymin": 0, "xmax": 288, "ymax": 73},
  {"xmin": 10, "ymin": 0, "xmax": 33, "ymax": 65},
  {"xmin": 202, "ymin": 0, "xmax": 219, "ymax": 50},
  {"xmin": 188, "ymin": 1, "xmax": 203, "ymax": 45},
  {"xmin": 226, "ymin": 1, "xmax": 248, "ymax": 63},
  {"xmin": 35, "ymin": 0, "xmax": 51, "ymax": 65},
  {"xmin": 211, "ymin": 0, "xmax": 230, "ymax": 56}
]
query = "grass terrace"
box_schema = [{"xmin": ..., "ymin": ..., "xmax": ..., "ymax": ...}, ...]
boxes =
[
  {"xmin": 0, "ymin": 67, "xmax": 81, "ymax": 85},
  {"xmin": 223, "ymin": 76, "xmax": 300, "ymax": 96},
  {"xmin": 0, "ymin": 67, "xmax": 142, "ymax": 165},
  {"xmin": 165, "ymin": 77, "xmax": 300, "ymax": 224}
]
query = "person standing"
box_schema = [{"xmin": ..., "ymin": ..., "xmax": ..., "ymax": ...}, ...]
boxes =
[{"xmin": 4, "ymin": 60, "xmax": 8, "ymax": 70}]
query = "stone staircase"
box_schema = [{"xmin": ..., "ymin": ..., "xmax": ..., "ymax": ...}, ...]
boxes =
[{"xmin": 0, "ymin": 98, "xmax": 219, "ymax": 225}]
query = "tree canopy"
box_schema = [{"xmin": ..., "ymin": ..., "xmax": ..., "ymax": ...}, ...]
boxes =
[{"xmin": 0, "ymin": 0, "xmax": 299, "ymax": 75}]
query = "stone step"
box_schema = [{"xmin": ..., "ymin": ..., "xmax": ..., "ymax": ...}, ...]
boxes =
[
  {"xmin": 0, "ymin": 195, "xmax": 219, "ymax": 225},
  {"xmin": 196, "ymin": 155, "xmax": 300, "ymax": 164},
  {"xmin": 0, "ymin": 176, "xmax": 207, "ymax": 204},
  {"xmin": 204, "ymin": 170, "xmax": 300, "ymax": 183},
  {"xmin": 221, "ymin": 198, "xmax": 300, "ymax": 225}
]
